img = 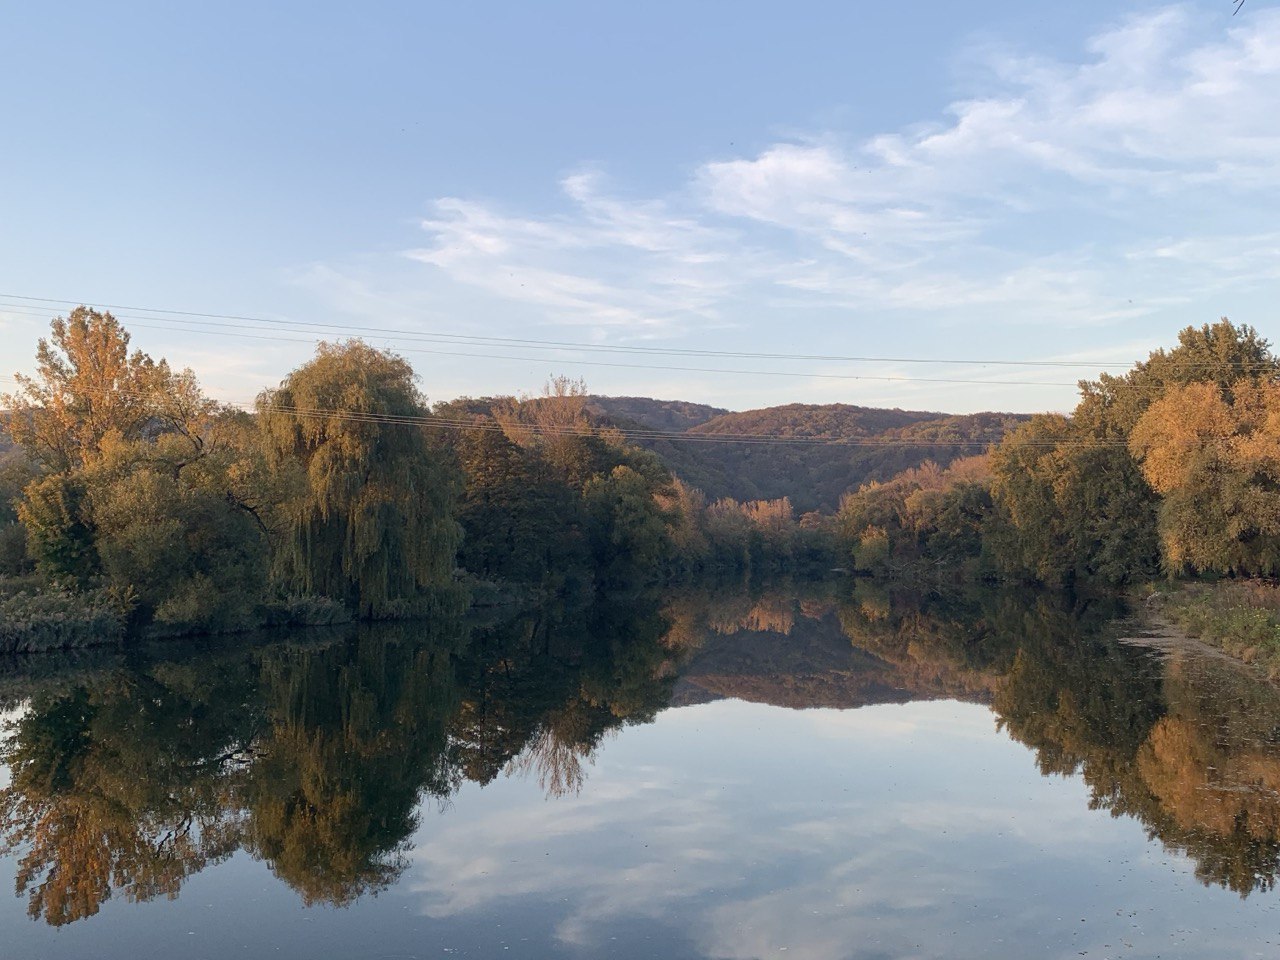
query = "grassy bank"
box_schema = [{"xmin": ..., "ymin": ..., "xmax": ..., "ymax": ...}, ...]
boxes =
[
  {"xmin": 0, "ymin": 573, "xmax": 494, "ymax": 653},
  {"xmin": 1143, "ymin": 580, "xmax": 1280, "ymax": 679},
  {"xmin": 0, "ymin": 583, "xmax": 127, "ymax": 653}
]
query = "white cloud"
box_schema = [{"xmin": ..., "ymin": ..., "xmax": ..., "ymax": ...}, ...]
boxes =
[
  {"xmin": 404, "ymin": 174, "xmax": 755, "ymax": 336},
  {"xmin": 398, "ymin": 8, "xmax": 1280, "ymax": 333},
  {"xmin": 288, "ymin": 6, "xmax": 1280, "ymax": 412}
]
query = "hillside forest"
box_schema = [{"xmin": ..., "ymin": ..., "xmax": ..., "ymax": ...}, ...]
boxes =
[{"xmin": 0, "ymin": 308, "xmax": 1277, "ymax": 647}]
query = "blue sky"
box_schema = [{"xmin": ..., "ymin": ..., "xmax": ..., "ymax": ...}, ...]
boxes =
[{"xmin": 2, "ymin": 1, "xmax": 1276, "ymax": 413}]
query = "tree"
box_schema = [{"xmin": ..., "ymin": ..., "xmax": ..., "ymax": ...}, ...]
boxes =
[
  {"xmin": 989, "ymin": 415, "xmax": 1160, "ymax": 586},
  {"xmin": 449, "ymin": 419, "xmax": 588, "ymax": 588},
  {"xmin": 3, "ymin": 311, "xmax": 273, "ymax": 625},
  {"xmin": 987, "ymin": 320, "xmax": 1275, "ymax": 587},
  {"xmin": 82, "ymin": 426, "xmax": 270, "ymax": 631},
  {"xmin": 493, "ymin": 375, "xmax": 613, "ymax": 488},
  {"xmin": 0, "ymin": 447, "xmax": 34, "ymax": 575},
  {"xmin": 1075, "ymin": 319, "xmax": 1279, "ymax": 438},
  {"xmin": 259, "ymin": 341, "xmax": 461, "ymax": 617},
  {"xmin": 584, "ymin": 465, "xmax": 671, "ymax": 584},
  {"xmin": 3, "ymin": 308, "xmax": 170, "ymax": 472},
  {"xmin": 1130, "ymin": 380, "xmax": 1280, "ymax": 575},
  {"xmin": 837, "ymin": 456, "xmax": 994, "ymax": 578}
]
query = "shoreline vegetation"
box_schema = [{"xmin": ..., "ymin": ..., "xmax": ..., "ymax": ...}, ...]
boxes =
[
  {"xmin": 2, "ymin": 309, "xmax": 1280, "ymax": 665},
  {"xmin": 1142, "ymin": 580, "xmax": 1280, "ymax": 680}
]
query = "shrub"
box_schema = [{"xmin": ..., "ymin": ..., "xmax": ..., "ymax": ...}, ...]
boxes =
[{"xmin": 0, "ymin": 585, "xmax": 127, "ymax": 653}]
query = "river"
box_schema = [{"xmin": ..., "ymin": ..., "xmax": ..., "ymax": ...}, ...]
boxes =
[{"xmin": 1, "ymin": 582, "xmax": 1278, "ymax": 958}]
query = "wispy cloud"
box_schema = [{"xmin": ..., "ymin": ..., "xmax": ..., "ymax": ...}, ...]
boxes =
[
  {"xmin": 404, "ymin": 173, "xmax": 755, "ymax": 336},
  {"xmin": 394, "ymin": 8, "xmax": 1280, "ymax": 334},
  {"xmin": 290, "ymin": 6, "xmax": 1280, "ymax": 411}
]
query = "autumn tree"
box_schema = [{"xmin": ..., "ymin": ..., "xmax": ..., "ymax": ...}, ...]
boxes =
[
  {"xmin": 3, "ymin": 308, "xmax": 171, "ymax": 472},
  {"xmin": 492, "ymin": 375, "xmax": 615, "ymax": 488},
  {"xmin": 4, "ymin": 311, "xmax": 272, "ymax": 621},
  {"xmin": 1130, "ymin": 380, "xmax": 1280, "ymax": 575},
  {"xmin": 988, "ymin": 320, "xmax": 1274, "ymax": 586},
  {"xmin": 837, "ymin": 456, "xmax": 994, "ymax": 578}
]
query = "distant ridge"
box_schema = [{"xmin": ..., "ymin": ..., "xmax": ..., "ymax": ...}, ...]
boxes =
[
  {"xmin": 589, "ymin": 397, "xmax": 1030, "ymax": 512},
  {"xmin": 585, "ymin": 396, "xmax": 729, "ymax": 433}
]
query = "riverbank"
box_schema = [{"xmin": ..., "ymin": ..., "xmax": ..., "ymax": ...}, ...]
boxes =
[
  {"xmin": 1141, "ymin": 579, "xmax": 1280, "ymax": 680},
  {"xmin": 0, "ymin": 574, "xmax": 489, "ymax": 655}
]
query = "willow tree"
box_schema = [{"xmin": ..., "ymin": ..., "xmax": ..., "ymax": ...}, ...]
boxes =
[{"xmin": 259, "ymin": 341, "xmax": 461, "ymax": 617}]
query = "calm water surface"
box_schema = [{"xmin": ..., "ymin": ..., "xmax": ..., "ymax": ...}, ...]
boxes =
[{"xmin": 2, "ymin": 584, "xmax": 1280, "ymax": 959}]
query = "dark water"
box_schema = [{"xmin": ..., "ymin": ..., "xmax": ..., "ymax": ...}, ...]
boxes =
[{"xmin": 2, "ymin": 583, "xmax": 1280, "ymax": 959}]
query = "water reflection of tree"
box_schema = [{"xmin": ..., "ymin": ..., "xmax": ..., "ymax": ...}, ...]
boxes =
[
  {"xmin": 687, "ymin": 579, "xmax": 1280, "ymax": 899},
  {"xmin": 0, "ymin": 592, "xmax": 680, "ymax": 924},
  {"xmin": 0, "ymin": 657, "xmax": 260, "ymax": 925},
  {"xmin": 10, "ymin": 582, "xmax": 1280, "ymax": 923},
  {"xmin": 453, "ymin": 596, "xmax": 680, "ymax": 798},
  {"xmin": 975, "ymin": 591, "xmax": 1280, "ymax": 897},
  {"xmin": 242, "ymin": 625, "xmax": 464, "ymax": 906}
]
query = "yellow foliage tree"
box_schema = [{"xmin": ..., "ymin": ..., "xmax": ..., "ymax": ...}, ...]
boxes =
[{"xmin": 1130, "ymin": 380, "xmax": 1280, "ymax": 574}]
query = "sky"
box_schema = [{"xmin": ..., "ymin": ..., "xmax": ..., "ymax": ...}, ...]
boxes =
[{"xmin": 2, "ymin": 0, "xmax": 1277, "ymax": 415}]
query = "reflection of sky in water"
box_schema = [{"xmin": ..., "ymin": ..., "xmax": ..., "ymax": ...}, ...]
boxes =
[
  {"xmin": 401, "ymin": 698, "xmax": 1280, "ymax": 960},
  {"xmin": 5, "ymin": 696, "xmax": 1280, "ymax": 959}
]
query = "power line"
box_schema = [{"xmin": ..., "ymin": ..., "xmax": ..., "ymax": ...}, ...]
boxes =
[
  {"xmin": 0, "ymin": 291, "xmax": 1219, "ymax": 372},
  {"xmin": 0, "ymin": 312, "xmax": 1228, "ymax": 399},
  {"xmin": 0, "ymin": 301, "xmax": 1088, "ymax": 389}
]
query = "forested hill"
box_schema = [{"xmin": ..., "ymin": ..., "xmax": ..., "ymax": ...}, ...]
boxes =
[
  {"xmin": 585, "ymin": 396, "xmax": 729, "ymax": 432},
  {"xmin": 588, "ymin": 397, "xmax": 1030, "ymax": 513}
]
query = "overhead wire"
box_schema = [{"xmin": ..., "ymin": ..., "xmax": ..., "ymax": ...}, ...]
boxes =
[
  {"xmin": 0, "ymin": 300, "xmax": 1096, "ymax": 389},
  {"xmin": 0, "ymin": 291, "xmax": 1257, "ymax": 373}
]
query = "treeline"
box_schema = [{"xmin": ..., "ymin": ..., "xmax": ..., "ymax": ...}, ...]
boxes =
[
  {"xmin": 0, "ymin": 309, "xmax": 834, "ymax": 644},
  {"xmin": 438, "ymin": 385, "xmax": 836, "ymax": 593},
  {"xmin": 838, "ymin": 319, "xmax": 1280, "ymax": 587}
]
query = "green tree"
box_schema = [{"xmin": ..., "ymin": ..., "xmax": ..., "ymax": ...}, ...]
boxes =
[
  {"xmin": 989, "ymin": 416, "xmax": 1160, "ymax": 586},
  {"xmin": 584, "ymin": 465, "xmax": 671, "ymax": 584},
  {"xmin": 259, "ymin": 341, "xmax": 461, "ymax": 617},
  {"xmin": 449, "ymin": 419, "xmax": 588, "ymax": 588},
  {"xmin": 0, "ymin": 446, "xmax": 35, "ymax": 574},
  {"xmin": 82, "ymin": 427, "xmax": 270, "ymax": 631}
]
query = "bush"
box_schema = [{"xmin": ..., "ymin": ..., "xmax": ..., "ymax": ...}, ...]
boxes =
[
  {"xmin": 260, "ymin": 595, "xmax": 354, "ymax": 628},
  {"xmin": 0, "ymin": 585, "xmax": 127, "ymax": 653}
]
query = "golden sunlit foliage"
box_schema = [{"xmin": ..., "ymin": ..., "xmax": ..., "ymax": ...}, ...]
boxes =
[{"xmin": 1130, "ymin": 380, "xmax": 1280, "ymax": 575}]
